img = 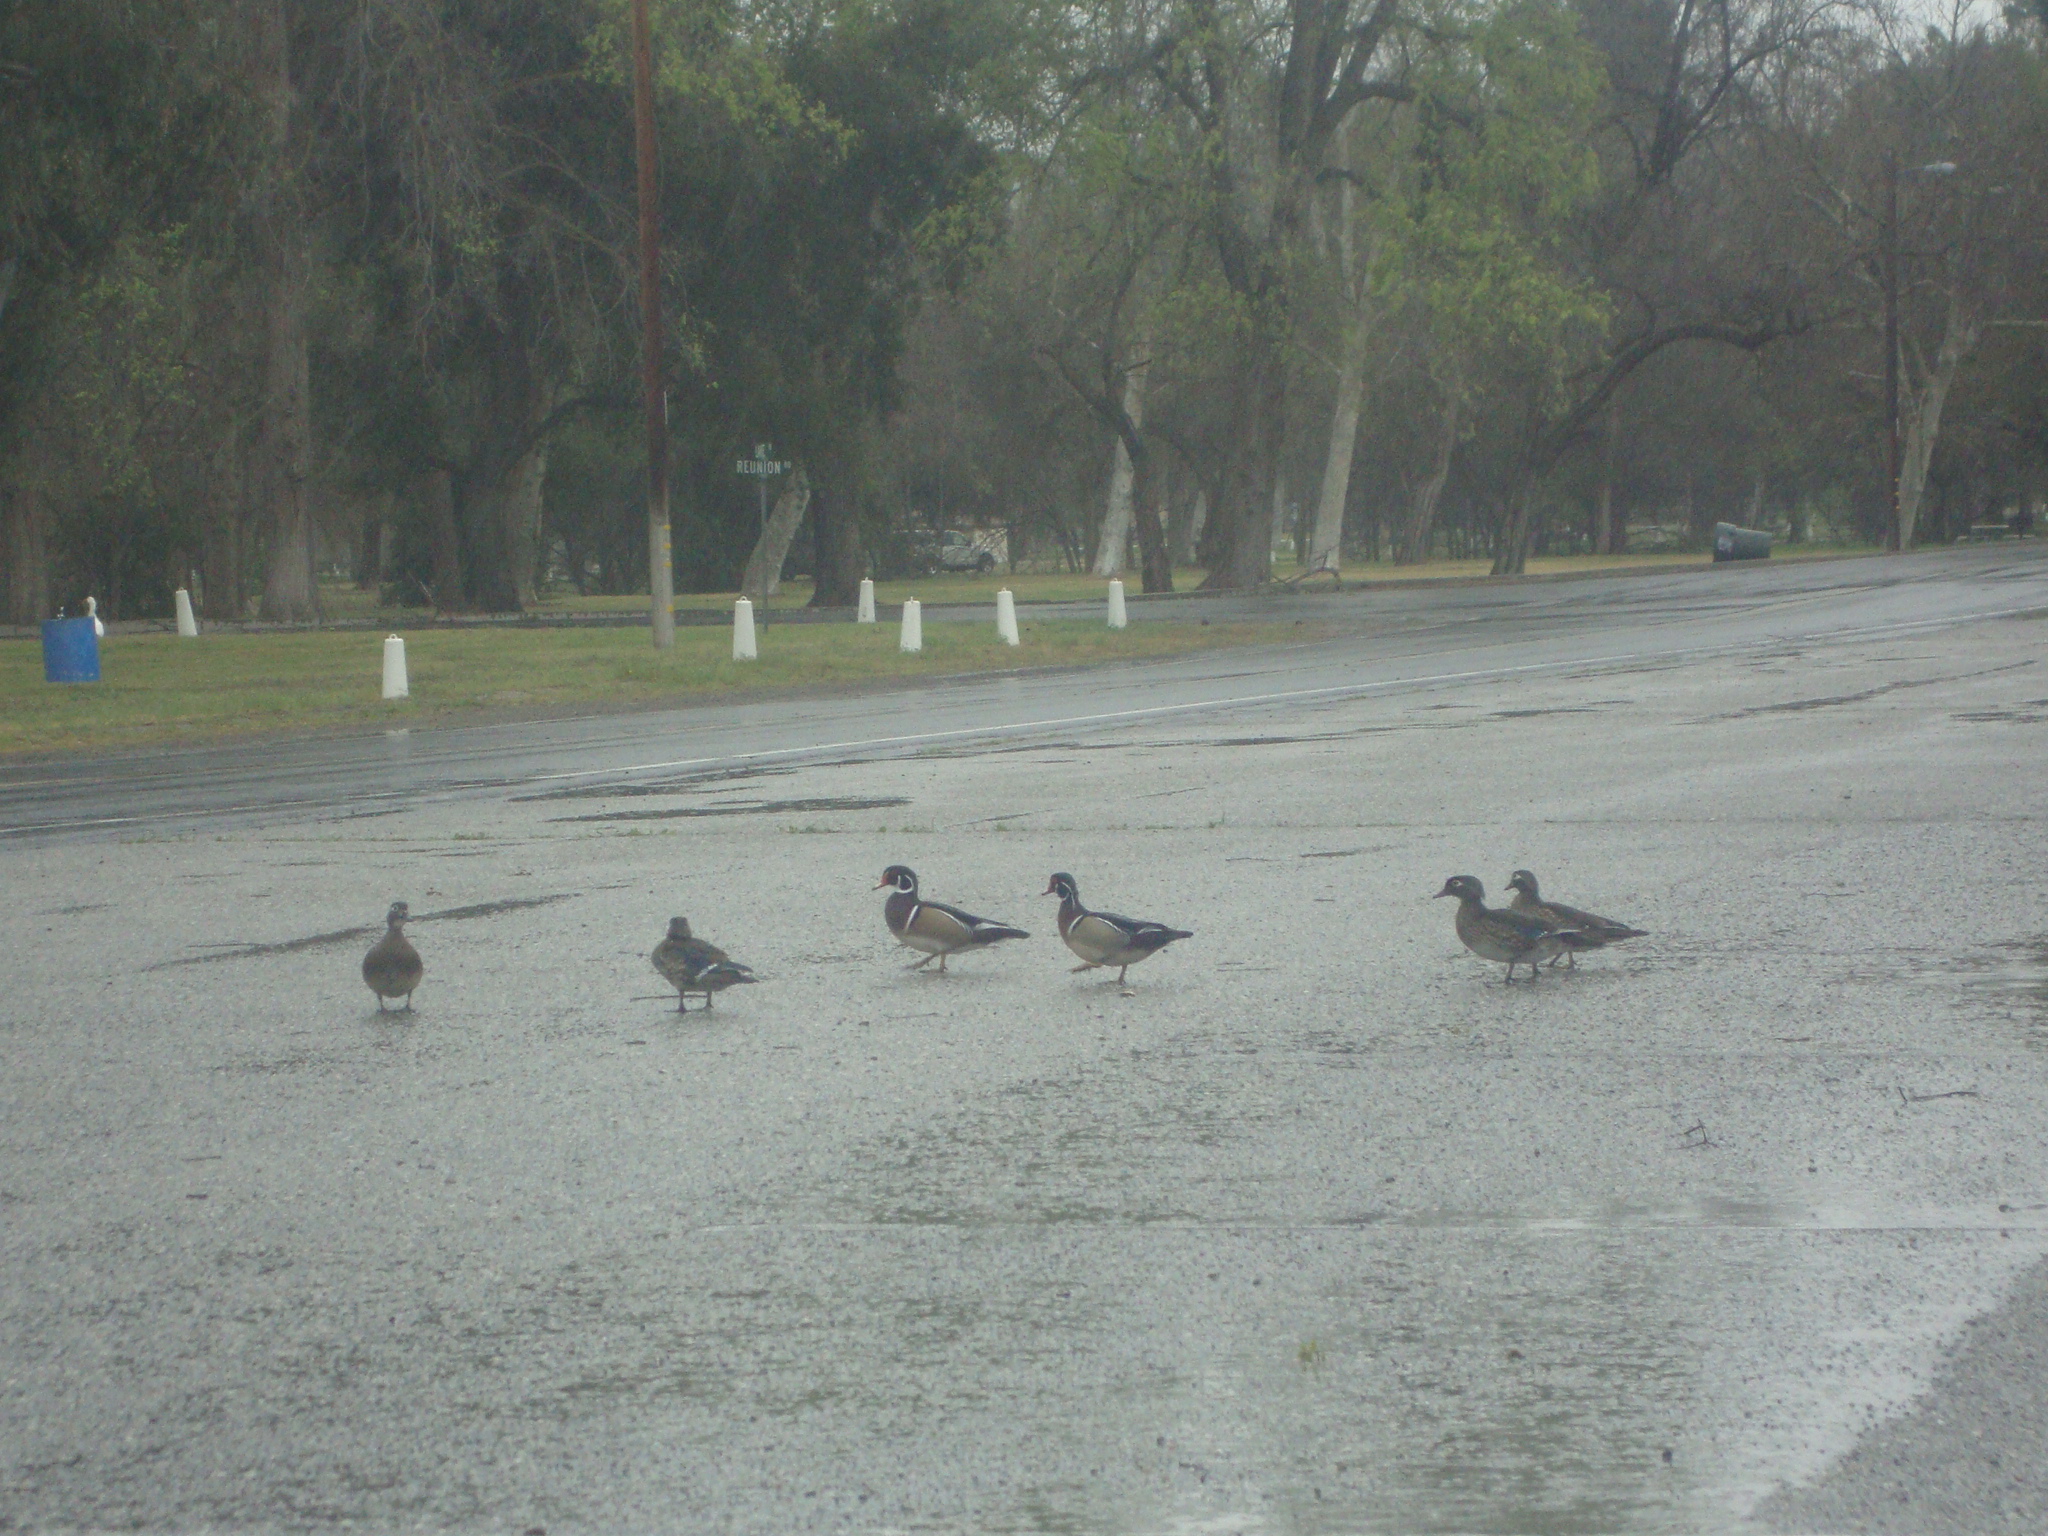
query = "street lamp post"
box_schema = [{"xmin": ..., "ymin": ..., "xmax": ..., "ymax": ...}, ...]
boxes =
[{"xmin": 630, "ymin": 0, "xmax": 673, "ymax": 648}]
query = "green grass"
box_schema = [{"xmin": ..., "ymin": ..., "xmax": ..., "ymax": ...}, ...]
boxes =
[
  {"xmin": 0, "ymin": 616, "xmax": 1305, "ymax": 758},
  {"xmin": 316, "ymin": 543, "xmax": 1881, "ymax": 625}
]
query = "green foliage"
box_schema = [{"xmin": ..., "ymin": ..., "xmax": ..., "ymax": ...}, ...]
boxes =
[{"xmin": 1372, "ymin": 0, "xmax": 1610, "ymax": 398}]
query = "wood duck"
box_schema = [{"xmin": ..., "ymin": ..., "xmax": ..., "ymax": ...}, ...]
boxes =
[
  {"xmin": 362, "ymin": 900, "xmax": 423, "ymax": 1011},
  {"xmin": 1433, "ymin": 875, "xmax": 1572, "ymax": 983},
  {"xmin": 875, "ymin": 865, "xmax": 1028, "ymax": 972},
  {"xmin": 1044, "ymin": 872, "xmax": 1191, "ymax": 992},
  {"xmin": 1505, "ymin": 870, "xmax": 1647, "ymax": 967},
  {"xmin": 651, "ymin": 917, "xmax": 758, "ymax": 1011}
]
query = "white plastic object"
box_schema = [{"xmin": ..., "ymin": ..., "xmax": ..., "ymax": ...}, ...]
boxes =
[
  {"xmin": 857, "ymin": 578, "xmax": 876, "ymax": 623},
  {"xmin": 381, "ymin": 635, "xmax": 409, "ymax": 700},
  {"xmin": 1107, "ymin": 579, "xmax": 1128, "ymax": 629},
  {"xmin": 174, "ymin": 589, "xmax": 198, "ymax": 638},
  {"xmin": 732, "ymin": 597, "xmax": 758, "ymax": 660},
  {"xmin": 995, "ymin": 588, "xmax": 1019, "ymax": 646},
  {"xmin": 899, "ymin": 597, "xmax": 922, "ymax": 653}
]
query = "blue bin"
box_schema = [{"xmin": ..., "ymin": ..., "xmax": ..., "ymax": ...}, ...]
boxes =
[{"xmin": 41, "ymin": 617, "xmax": 101, "ymax": 683}]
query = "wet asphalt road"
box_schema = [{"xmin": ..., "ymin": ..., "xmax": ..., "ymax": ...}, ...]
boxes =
[{"xmin": 4, "ymin": 545, "xmax": 2048, "ymax": 1533}]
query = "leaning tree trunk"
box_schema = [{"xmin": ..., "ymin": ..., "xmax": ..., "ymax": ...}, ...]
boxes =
[
  {"xmin": 1897, "ymin": 287, "xmax": 1980, "ymax": 551},
  {"xmin": 742, "ymin": 466, "xmax": 810, "ymax": 601}
]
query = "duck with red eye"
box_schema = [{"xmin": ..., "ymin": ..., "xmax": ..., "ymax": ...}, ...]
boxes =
[
  {"xmin": 875, "ymin": 865, "xmax": 1029, "ymax": 972},
  {"xmin": 1045, "ymin": 872, "xmax": 1192, "ymax": 994},
  {"xmin": 1433, "ymin": 875, "xmax": 1577, "ymax": 983}
]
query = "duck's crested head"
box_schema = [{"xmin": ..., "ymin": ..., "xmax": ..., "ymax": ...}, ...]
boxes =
[
  {"xmin": 1506, "ymin": 869, "xmax": 1539, "ymax": 898},
  {"xmin": 1433, "ymin": 875, "xmax": 1483, "ymax": 903},
  {"xmin": 386, "ymin": 900, "xmax": 411, "ymax": 925},
  {"xmin": 667, "ymin": 916, "xmax": 692, "ymax": 940},
  {"xmin": 875, "ymin": 865, "xmax": 918, "ymax": 894},
  {"xmin": 1044, "ymin": 871, "xmax": 1078, "ymax": 901}
]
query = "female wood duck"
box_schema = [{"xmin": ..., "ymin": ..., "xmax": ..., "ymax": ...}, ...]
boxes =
[
  {"xmin": 1433, "ymin": 875, "xmax": 1572, "ymax": 983},
  {"xmin": 1044, "ymin": 872, "xmax": 1192, "ymax": 992},
  {"xmin": 1505, "ymin": 870, "xmax": 1647, "ymax": 967},
  {"xmin": 875, "ymin": 865, "xmax": 1029, "ymax": 972},
  {"xmin": 651, "ymin": 917, "xmax": 758, "ymax": 1011},
  {"xmin": 362, "ymin": 900, "xmax": 423, "ymax": 1011}
]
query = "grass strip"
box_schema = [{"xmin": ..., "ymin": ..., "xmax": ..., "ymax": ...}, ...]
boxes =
[{"xmin": 0, "ymin": 617, "xmax": 1306, "ymax": 758}]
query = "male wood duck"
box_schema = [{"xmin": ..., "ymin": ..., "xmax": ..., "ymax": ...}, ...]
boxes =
[
  {"xmin": 651, "ymin": 916, "xmax": 758, "ymax": 1011},
  {"xmin": 875, "ymin": 865, "xmax": 1028, "ymax": 972},
  {"xmin": 1433, "ymin": 875, "xmax": 1572, "ymax": 983},
  {"xmin": 1044, "ymin": 872, "xmax": 1192, "ymax": 992},
  {"xmin": 1505, "ymin": 870, "xmax": 1647, "ymax": 967},
  {"xmin": 362, "ymin": 900, "xmax": 423, "ymax": 1011}
]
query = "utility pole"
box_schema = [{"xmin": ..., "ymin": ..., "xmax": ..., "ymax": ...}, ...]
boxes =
[
  {"xmin": 1882, "ymin": 150, "xmax": 1901, "ymax": 553},
  {"xmin": 631, "ymin": 0, "xmax": 674, "ymax": 647}
]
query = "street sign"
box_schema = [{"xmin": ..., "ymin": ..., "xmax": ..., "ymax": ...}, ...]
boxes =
[{"xmin": 736, "ymin": 442, "xmax": 788, "ymax": 477}]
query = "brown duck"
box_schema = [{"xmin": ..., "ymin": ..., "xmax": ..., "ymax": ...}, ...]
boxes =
[
  {"xmin": 362, "ymin": 900, "xmax": 423, "ymax": 1011},
  {"xmin": 650, "ymin": 916, "xmax": 758, "ymax": 1011},
  {"xmin": 1434, "ymin": 875, "xmax": 1573, "ymax": 983},
  {"xmin": 1505, "ymin": 870, "xmax": 1647, "ymax": 967}
]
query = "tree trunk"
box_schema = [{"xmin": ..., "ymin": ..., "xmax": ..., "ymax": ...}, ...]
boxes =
[
  {"xmin": 1593, "ymin": 402, "xmax": 1619, "ymax": 555},
  {"xmin": 1092, "ymin": 443, "xmax": 1135, "ymax": 578},
  {"xmin": 1128, "ymin": 446, "xmax": 1172, "ymax": 594},
  {"xmin": 807, "ymin": 480, "xmax": 864, "ymax": 607},
  {"xmin": 1173, "ymin": 488, "xmax": 1207, "ymax": 568},
  {"xmin": 457, "ymin": 332, "xmax": 552, "ymax": 613},
  {"xmin": 1092, "ymin": 347, "xmax": 1150, "ymax": 577},
  {"xmin": 253, "ymin": 1, "xmax": 318, "ymax": 623},
  {"xmin": 1309, "ymin": 316, "xmax": 1369, "ymax": 574},
  {"xmin": 2, "ymin": 475, "xmax": 53, "ymax": 626},
  {"xmin": 742, "ymin": 466, "xmax": 810, "ymax": 601},
  {"xmin": 1396, "ymin": 392, "xmax": 1460, "ymax": 565},
  {"xmin": 421, "ymin": 468, "xmax": 465, "ymax": 612},
  {"xmin": 1491, "ymin": 472, "xmax": 1535, "ymax": 576},
  {"xmin": 1897, "ymin": 288, "xmax": 1979, "ymax": 551},
  {"xmin": 1201, "ymin": 323, "xmax": 1287, "ymax": 589}
]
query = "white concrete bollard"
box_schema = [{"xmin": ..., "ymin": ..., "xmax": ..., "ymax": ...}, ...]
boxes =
[
  {"xmin": 857, "ymin": 578, "xmax": 876, "ymax": 623},
  {"xmin": 995, "ymin": 588, "xmax": 1020, "ymax": 646},
  {"xmin": 174, "ymin": 588, "xmax": 198, "ymax": 637},
  {"xmin": 732, "ymin": 597, "xmax": 758, "ymax": 660},
  {"xmin": 899, "ymin": 597, "xmax": 922, "ymax": 653},
  {"xmin": 1106, "ymin": 578, "xmax": 1128, "ymax": 629},
  {"xmin": 381, "ymin": 634, "xmax": 410, "ymax": 700}
]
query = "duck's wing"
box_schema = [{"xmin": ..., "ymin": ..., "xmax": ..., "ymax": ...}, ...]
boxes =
[
  {"xmin": 921, "ymin": 898, "xmax": 1029, "ymax": 946},
  {"xmin": 1546, "ymin": 899, "xmax": 1646, "ymax": 942},
  {"xmin": 1086, "ymin": 911, "xmax": 1192, "ymax": 955}
]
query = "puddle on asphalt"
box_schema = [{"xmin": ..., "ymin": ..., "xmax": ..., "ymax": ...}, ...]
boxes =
[
  {"xmin": 1913, "ymin": 935, "xmax": 2048, "ymax": 1044},
  {"xmin": 145, "ymin": 893, "xmax": 583, "ymax": 968},
  {"xmin": 516, "ymin": 765, "xmax": 801, "ymax": 801},
  {"xmin": 550, "ymin": 795, "xmax": 911, "ymax": 824}
]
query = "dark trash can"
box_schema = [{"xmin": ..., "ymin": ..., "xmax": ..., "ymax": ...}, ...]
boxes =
[
  {"xmin": 1712, "ymin": 522, "xmax": 1771, "ymax": 562},
  {"xmin": 41, "ymin": 616, "xmax": 101, "ymax": 683}
]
